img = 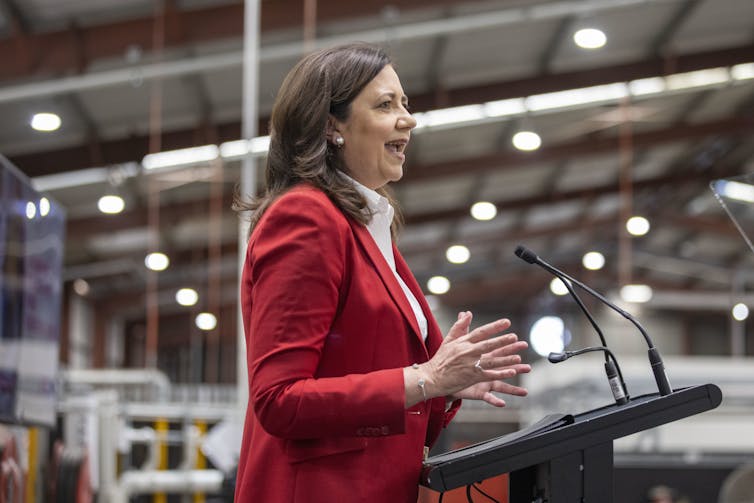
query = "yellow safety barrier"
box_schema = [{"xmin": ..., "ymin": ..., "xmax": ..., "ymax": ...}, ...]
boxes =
[
  {"xmin": 154, "ymin": 419, "xmax": 169, "ymax": 503},
  {"xmin": 25, "ymin": 428, "xmax": 37, "ymax": 503},
  {"xmin": 194, "ymin": 421, "xmax": 207, "ymax": 503}
]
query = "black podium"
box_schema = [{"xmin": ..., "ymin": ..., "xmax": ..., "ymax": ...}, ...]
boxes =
[{"xmin": 421, "ymin": 384, "xmax": 722, "ymax": 502}]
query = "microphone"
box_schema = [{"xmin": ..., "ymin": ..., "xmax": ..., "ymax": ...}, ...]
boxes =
[
  {"xmin": 515, "ymin": 244, "xmax": 672, "ymax": 396},
  {"xmin": 548, "ymin": 346, "xmax": 629, "ymax": 405}
]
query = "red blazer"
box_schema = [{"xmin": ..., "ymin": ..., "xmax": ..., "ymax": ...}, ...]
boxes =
[{"xmin": 234, "ymin": 185, "xmax": 459, "ymax": 503}]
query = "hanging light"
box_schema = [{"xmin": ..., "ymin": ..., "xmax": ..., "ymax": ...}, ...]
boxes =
[
  {"xmin": 195, "ymin": 312, "xmax": 217, "ymax": 331},
  {"xmin": 446, "ymin": 245, "xmax": 470, "ymax": 264},
  {"xmin": 145, "ymin": 252, "xmax": 170, "ymax": 271},
  {"xmin": 550, "ymin": 278, "xmax": 570, "ymax": 296},
  {"xmin": 732, "ymin": 303, "xmax": 749, "ymax": 321},
  {"xmin": 582, "ymin": 251, "xmax": 605, "ymax": 270},
  {"xmin": 176, "ymin": 288, "xmax": 199, "ymax": 307},
  {"xmin": 31, "ymin": 112, "xmax": 61, "ymax": 132},
  {"xmin": 470, "ymin": 201, "xmax": 497, "ymax": 221},
  {"xmin": 512, "ymin": 131, "xmax": 542, "ymax": 151},
  {"xmin": 98, "ymin": 194, "xmax": 125, "ymax": 214},
  {"xmin": 427, "ymin": 276, "xmax": 451, "ymax": 295},
  {"xmin": 626, "ymin": 216, "xmax": 650, "ymax": 236}
]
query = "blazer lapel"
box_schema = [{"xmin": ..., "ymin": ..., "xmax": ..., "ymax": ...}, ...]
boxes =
[
  {"xmin": 393, "ymin": 246, "xmax": 444, "ymax": 356},
  {"xmin": 350, "ymin": 222, "xmax": 424, "ymax": 346}
]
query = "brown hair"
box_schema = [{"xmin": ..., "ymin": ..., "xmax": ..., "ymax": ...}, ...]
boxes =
[{"xmin": 234, "ymin": 42, "xmax": 403, "ymax": 236}]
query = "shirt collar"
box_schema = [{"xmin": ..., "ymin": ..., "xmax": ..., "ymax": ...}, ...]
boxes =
[{"xmin": 341, "ymin": 173, "xmax": 393, "ymax": 220}]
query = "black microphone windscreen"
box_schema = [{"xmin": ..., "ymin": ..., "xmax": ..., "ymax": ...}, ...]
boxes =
[
  {"xmin": 548, "ymin": 352, "xmax": 568, "ymax": 363},
  {"xmin": 514, "ymin": 245, "xmax": 538, "ymax": 264}
]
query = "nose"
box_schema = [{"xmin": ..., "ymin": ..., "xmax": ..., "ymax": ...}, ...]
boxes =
[{"xmin": 398, "ymin": 110, "xmax": 417, "ymax": 131}]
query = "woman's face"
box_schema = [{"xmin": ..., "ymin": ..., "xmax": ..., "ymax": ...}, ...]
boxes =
[{"xmin": 332, "ymin": 65, "xmax": 416, "ymax": 190}]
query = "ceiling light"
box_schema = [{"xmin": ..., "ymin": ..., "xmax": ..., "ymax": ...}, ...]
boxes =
[
  {"xmin": 195, "ymin": 312, "xmax": 217, "ymax": 331},
  {"xmin": 525, "ymin": 83, "xmax": 627, "ymax": 112},
  {"xmin": 512, "ymin": 131, "xmax": 541, "ymax": 151},
  {"xmin": 529, "ymin": 316, "xmax": 569, "ymax": 357},
  {"xmin": 626, "ymin": 216, "xmax": 650, "ymax": 236},
  {"xmin": 582, "ymin": 251, "xmax": 605, "ymax": 270},
  {"xmin": 620, "ymin": 284, "xmax": 653, "ymax": 303},
  {"xmin": 550, "ymin": 278, "xmax": 569, "ymax": 296},
  {"xmin": 25, "ymin": 201, "xmax": 36, "ymax": 219},
  {"xmin": 732, "ymin": 303, "xmax": 749, "ymax": 321},
  {"xmin": 719, "ymin": 180, "xmax": 754, "ymax": 203},
  {"xmin": 731, "ymin": 63, "xmax": 754, "ymax": 81},
  {"xmin": 573, "ymin": 28, "xmax": 606, "ymax": 49},
  {"xmin": 73, "ymin": 279, "xmax": 90, "ymax": 296},
  {"xmin": 446, "ymin": 245, "xmax": 470, "ymax": 264},
  {"xmin": 176, "ymin": 288, "xmax": 199, "ymax": 307},
  {"xmin": 484, "ymin": 98, "xmax": 526, "ymax": 117},
  {"xmin": 31, "ymin": 112, "xmax": 61, "ymax": 132},
  {"xmin": 145, "ymin": 252, "xmax": 170, "ymax": 271},
  {"xmin": 39, "ymin": 197, "xmax": 50, "ymax": 217},
  {"xmin": 98, "ymin": 194, "xmax": 125, "ymax": 214},
  {"xmin": 142, "ymin": 144, "xmax": 219, "ymax": 171},
  {"xmin": 629, "ymin": 77, "xmax": 666, "ymax": 96},
  {"xmin": 665, "ymin": 68, "xmax": 729, "ymax": 91},
  {"xmin": 420, "ymin": 104, "xmax": 486, "ymax": 128},
  {"xmin": 427, "ymin": 276, "xmax": 450, "ymax": 295},
  {"xmin": 470, "ymin": 201, "xmax": 497, "ymax": 221}
]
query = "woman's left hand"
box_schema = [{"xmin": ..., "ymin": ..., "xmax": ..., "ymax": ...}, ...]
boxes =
[{"xmin": 450, "ymin": 362, "xmax": 530, "ymax": 407}]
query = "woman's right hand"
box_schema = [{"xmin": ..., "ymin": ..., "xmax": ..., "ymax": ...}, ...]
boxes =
[{"xmin": 417, "ymin": 311, "xmax": 529, "ymax": 403}]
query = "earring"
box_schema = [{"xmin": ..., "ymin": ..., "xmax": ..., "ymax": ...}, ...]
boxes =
[{"xmin": 334, "ymin": 135, "xmax": 345, "ymax": 147}]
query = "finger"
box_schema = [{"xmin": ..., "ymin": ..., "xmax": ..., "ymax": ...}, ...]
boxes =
[
  {"xmin": 444, "ymin": 311, "xmax": 473, "ymax": 341},
  {"xmin": 476, "ymin": 333, "xmax": 519, "ymax": 355},
  {"xmin": 482, "ymin": 392, "xmax": 506, "ymax": 407},
  {"xmin": 480, "ymin": 354, "xmax": 522, "ymax": 369},
  {"xmin": 490, "ymin": 381, "xmax": 528, "ymax": 397},
  {"xmin": 484, "ymin": 340, "xmax": 528, "ymax": 358},
  {"xmin": 510, "ymin": 363, "xmax": 532, "ymax": 374},
  {"xmin": 466, "ymin": 318, "xmax": 512, "ymax": 343},
  {"xmin": 479, "ymin": 368, "xmax": 516, "ymax": 380}
]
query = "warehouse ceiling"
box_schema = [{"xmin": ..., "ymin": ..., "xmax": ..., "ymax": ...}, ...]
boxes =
[{"xmin": 1, "ymin": 0, "xmax": 754, "ymax": 366}]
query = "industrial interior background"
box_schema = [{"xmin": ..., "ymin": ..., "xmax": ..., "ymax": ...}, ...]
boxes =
[{"xmin": 0, "ymin": 0, "xmax": 753, "ymax": 502}]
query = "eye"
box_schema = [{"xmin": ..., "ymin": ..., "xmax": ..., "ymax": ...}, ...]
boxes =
[{"xmin": 378, "ymin": 100, "xmax": 391, "ymax": 109}]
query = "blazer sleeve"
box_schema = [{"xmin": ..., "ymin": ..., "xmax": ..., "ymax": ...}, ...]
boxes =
[{"xmin": 245, "ymin": 189, "xmax": 406, "ymax": 440}]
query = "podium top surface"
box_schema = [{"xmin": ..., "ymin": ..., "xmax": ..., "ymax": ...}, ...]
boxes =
[{"xmin": 422, "ymin": 383, "xmax": 722, "ymax": 491}]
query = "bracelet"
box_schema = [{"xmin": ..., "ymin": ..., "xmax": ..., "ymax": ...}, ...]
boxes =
[{"xmin": 412, "ymin": 363, "xmax": 427, "ymax": 401}]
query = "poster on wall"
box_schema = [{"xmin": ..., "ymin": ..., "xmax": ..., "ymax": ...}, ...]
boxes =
[{"xmin": 0, "ymin": 155, "xmax": 65, "ymax": 427}]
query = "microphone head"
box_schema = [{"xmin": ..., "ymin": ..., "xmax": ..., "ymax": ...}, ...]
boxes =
[
  {"xmin": 548, "ymin": 352, "xmax": 568, "ymax": 363},
  {"xmin": 514, "ymin": 245, "xmax": 538, "ymax": 264}
]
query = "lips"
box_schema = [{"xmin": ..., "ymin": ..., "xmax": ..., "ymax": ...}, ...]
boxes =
[{"xmin": 385, "ymin": 139, "xmax": 408, "ymax": 160}]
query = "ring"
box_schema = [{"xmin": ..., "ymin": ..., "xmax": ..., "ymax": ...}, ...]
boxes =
[{"xmin": 474, "ymin": 358, "xmax": 483, "ymax": 371}]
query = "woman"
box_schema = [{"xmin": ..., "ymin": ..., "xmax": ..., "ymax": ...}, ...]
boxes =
[{"xmin": 234, "ymin": 43, "xmax": 530, "ymax": 502}]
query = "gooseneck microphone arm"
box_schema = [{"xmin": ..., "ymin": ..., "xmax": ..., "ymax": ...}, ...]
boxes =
[
  {"xmin": 547, "ymin": 265, "xmax": 609, "ymax": 362},
  {"xmin": 515, "ymin": 245, "xmax": 673, "ymax": 396},
  {"xmin": 548, "ymin": 346, "xmax": 629, "ymax": 405}
]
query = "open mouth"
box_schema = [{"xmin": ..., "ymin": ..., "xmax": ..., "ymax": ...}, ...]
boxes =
[{"xmin": 385, "ymin": 139, "xmax": 408, "ymax": 157}]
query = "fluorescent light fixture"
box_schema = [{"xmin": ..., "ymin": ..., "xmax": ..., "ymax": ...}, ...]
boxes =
[
  {"xmin": 582, "ymin": 251, "xmax": 605, "ymax": 271},
  {"xmin": 721, "ymin": 180, "xmax": 754, "ymax": 203},
  {"xmin": 629, "ymin": 77, "xmax": 666, "ymax": 97},
  {"xmin": 626, "ymin": 216, "xmax": 650, "ymax": 236},
  {"xmin": 620, "ymin": 284, "xmax": 653, "ymax": 303},
  {"xmin": 732, "ymin": 303, "xmax": 749, "ymax": 321},
  {"xmin": 549, "ymin": 278, "xmax": 569, "ymax": 296},
  {"xmin": 665, "ymin": 68, "xmax": 729, "ymax": 91},
  {"xmin": 250, "ymin": 135, "xmax": 271, "ymax": 154},
  {"xmin": 195, "ymin": 312, "xmax": 217, "ymax": 331},
  {"xmin": 446, "ymin": 245, "xmax": 470, "ymax": 264},
  {"xmin": 98, "ymin": 194, "xmax": 125, "ymax": 214},
  {"xmin": 142, "ymin": 144, "xmax": 219, "ymax": 171},
  {"xmin": 427, "ymin": 276, "xmax": 451, "ymax": 295},
  {"xmin": 512, "ymin": 131, "xmax": 541, "ymax": 151},
  {"xmin": 484, "ymin": 98, "xmax": 526, "ymax": 117},
  {"xmin": 219, "ymin": 139, "xmax": 249, "ymax": 159},
  {"xmin": 420, "ymin": 104, "xmax": 486, "ymax": 127},
  {"xmin": 31, "ymin": 112, "xmax": 61, "ymax": 132},
  {"xmin": 573, "ymin": 28, "xmax": 606, "ymax": 49},
  {"xmin": 731, "ymin": 63, "xmax": 754, "ymax": 81},
  {"xmin": 525, "ymin": 83, "xmax": 627, "ymax": 112},
  {"xmin": 529, "ymin": 316, "xmax": 567, "ymax": 357},
  {"xmin": 470, "ymin": 201, "xmax": 497, "ymax": 221}
]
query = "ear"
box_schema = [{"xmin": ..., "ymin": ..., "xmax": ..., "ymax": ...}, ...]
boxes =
[{"xmin": 325, "ymin": 115, "xmax": 342, "ymax": 143}]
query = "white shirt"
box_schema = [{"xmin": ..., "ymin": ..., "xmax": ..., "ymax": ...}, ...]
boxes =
[{"xmin": 346, "ymin": 176, "xmax": 428, "ymax": 341}]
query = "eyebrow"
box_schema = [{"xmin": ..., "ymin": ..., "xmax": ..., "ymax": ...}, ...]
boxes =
[{"xmin": 379, "ymin": 91, "xmax": 410, "ymax": 105}]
